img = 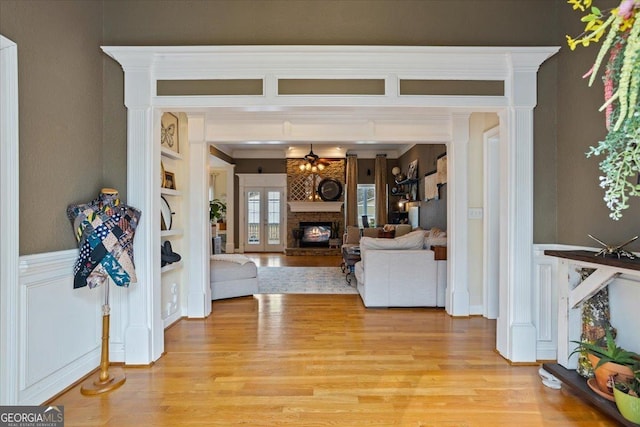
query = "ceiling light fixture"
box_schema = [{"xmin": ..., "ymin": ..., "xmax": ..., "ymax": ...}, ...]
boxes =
[{"xmin": 299, "ymin": 144, "xmax": 326, "ymax": 172}]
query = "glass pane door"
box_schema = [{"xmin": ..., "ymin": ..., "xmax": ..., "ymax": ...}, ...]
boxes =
[
  {"xmin": 266, "ymin": 190, "xmax": 281, "ymax": 247},
  {"xmin": 246, "ymin": 190, "xmax": 262, "ymax": 249},
  {"xmin": 245, "ymin": 188, "xmax": 284, "ymax": 252}
]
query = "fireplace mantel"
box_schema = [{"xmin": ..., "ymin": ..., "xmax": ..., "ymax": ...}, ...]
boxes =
[{"xmin": 288, "ymin": 201, "xmax": 343, "ymax": 213}]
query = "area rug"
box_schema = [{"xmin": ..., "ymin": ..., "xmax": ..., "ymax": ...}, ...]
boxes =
[{"xmin": 257, "ymin": 266, "xmax": 358, "ymax": 294}]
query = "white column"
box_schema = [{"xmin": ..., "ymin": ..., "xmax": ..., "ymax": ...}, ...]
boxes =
[
  {"xmin": 496, "ymin": 62, "xmax": 539, "ymax": 362},
  {"xmin": 224, "ymin": 164, "xmax": 236, "ymax": 253},
  {"xmin": 122, "ymin": 66, "xmax": 164, "ymax": 364},
  {"xmin": 237, "ymin": 174, "xmax": 247, "ymax": 253},
  {"xmin": 0, "ymin": 35, "xmax": 20, "ymax": 405},
  {"xmin": 187, "ymin": 114, "xmax": 212, "ymax": 317},
  {"xmin": 446, "ymin": 113, "xmax": 470, "ymax": 316}
]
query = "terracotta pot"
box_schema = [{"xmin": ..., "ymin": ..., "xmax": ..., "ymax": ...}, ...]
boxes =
[{"xmin": 587, "ymin": 353, "xmax": 634, "ymax": 396}]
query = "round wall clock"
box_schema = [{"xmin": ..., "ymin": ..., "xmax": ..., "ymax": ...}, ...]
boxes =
[{"xmin": 317, "ymin": 178, "xmax": 343, "ymax": 201}]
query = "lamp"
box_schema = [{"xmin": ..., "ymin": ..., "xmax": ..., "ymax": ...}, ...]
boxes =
[{"xmin": 298, "ymin": 144, "xmax": 326, "ymax": 172}]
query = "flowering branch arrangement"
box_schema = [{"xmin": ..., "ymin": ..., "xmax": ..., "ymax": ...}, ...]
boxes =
[{"xmin": 567, "ymin": 0, "xmax": 640, "ymax": 220}]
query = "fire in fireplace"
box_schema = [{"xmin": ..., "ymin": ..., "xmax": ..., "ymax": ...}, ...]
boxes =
[{"xmin": 299, "ymin": 222, "xmax": 332, "ymax": 247}]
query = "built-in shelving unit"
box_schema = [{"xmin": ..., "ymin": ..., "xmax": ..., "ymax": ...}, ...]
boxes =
[
  {"xmin": 391, "ymin": 178, "xmax": 418, "ymax": 200},
  {"xmin": 160, "ymin": 113, "xmax": 187, "ymax": 329}
]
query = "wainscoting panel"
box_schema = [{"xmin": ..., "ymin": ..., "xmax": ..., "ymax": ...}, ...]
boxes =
[
  {"xmin": 533, "ymin": 245, "xmax": 560, "ymax": 361},
  {"xmin": 18, "ymin": 250, "xmax": 102, "ymax": 404}
]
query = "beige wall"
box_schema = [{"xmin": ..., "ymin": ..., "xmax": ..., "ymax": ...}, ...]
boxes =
[
  {"xmin": 0, "ymin": 1, "xmax": 104, "ymax": 255},
  {"xmin": 3, "ymin": 0, "xmax": 638, "ymax": 254}
]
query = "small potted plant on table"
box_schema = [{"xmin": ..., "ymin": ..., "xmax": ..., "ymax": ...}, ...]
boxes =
[
  {"xmin": 614, "ymin": 362, "xmax": 640, "ymax": 424},
  {"xmin": 329, "ymin": 222, "xmax": 342, "ymax": 248},
  {"xmin": 572, "ymin": 329, "xmax": 639, "ymax": 399}
]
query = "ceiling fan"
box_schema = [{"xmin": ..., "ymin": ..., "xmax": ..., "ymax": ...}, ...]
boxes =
[{"xmin": 299, "ymin": 144, "xmax": 328, "ymax": 172}]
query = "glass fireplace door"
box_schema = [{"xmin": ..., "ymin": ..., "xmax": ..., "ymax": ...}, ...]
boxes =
[{"xmin": 244, "ymin": 187, "xmax": 284, "ymax": 252}]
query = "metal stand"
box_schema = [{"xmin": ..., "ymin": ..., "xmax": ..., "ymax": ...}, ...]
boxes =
[{"xmin": 81, "ymin": 283, "xmax": 126, "ymax": 396}]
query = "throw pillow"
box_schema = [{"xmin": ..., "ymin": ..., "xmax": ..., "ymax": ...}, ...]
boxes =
[
  {"xmin": 360, "ymin": 230, "xmax": 425, "ymax": 251},
  {"xmin": 394, "ymin": 224, "xmax": 412, "ymax": 237},
  {"xmin": 423, "ymin": 228, "xmax": 447, "ymax": 248}
]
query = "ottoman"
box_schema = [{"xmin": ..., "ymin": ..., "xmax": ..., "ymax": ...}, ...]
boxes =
[{"xmin": 210, "ymin": 254, "xmax": 258, "ymax": 300}]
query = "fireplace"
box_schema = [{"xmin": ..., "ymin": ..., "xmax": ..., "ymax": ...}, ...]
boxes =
[{"xmin": 299, "ymin": 222, "xmax": 332, "ymax": 248}]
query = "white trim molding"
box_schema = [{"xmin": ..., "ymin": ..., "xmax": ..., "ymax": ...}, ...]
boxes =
[{"xmin": 101, "ymin": 45, "xmax": 559, "ymax": 364}]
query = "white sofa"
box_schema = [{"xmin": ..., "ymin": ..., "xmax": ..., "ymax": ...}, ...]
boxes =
[
  {"xmin": 210, "ymin": 255, "xmax": 258, "ymax": 300},
  {"xmin": 353, "ymin": 230, "xmax": 447, "ymax": 308}
]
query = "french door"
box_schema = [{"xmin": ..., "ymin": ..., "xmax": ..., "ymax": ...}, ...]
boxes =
[{"xmin": 244, "ymin": 187, "xmax": 285, "ymax": 252}]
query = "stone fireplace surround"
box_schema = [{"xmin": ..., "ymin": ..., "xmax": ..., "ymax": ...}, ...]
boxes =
[{"xmin": 286, "ymin": 158, "xmax": 344, "ymax": 255}]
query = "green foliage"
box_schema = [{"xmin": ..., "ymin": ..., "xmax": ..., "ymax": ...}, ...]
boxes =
[
  {"xmin": 571, "ymin": 329, "xmax": 640, "ymax": 369},
  {"xmin": 615, "ymin": 362, "xmax": 640, "ymax": 397},
  {"xmin": 331, "ymin": 222, "xmax": 341, "ymax": 239},
  {"xmin": 209, "ymin": 199, "xmax": 227, "ymax": 223},
  {"xmin": 567, "ymin": 0, "xmax": 640, "ymax": 220}
]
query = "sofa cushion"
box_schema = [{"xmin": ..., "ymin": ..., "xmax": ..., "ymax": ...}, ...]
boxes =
[{"xmin": 360, "ymin": 229, "xmax": 425, "ymax": 251}]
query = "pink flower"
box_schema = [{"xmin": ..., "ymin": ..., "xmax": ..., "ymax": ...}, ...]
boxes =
[{"xmin": 618, "ymin": 0, "xmax": 638, "ymax": 19}]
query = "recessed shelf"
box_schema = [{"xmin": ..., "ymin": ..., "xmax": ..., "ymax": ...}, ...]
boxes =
[
  {"xmin": 161, "ymin": 146, "xmax": 183, "ymax": 160},
  {"xmin": 161, "ymin": 261, "xmax": 183, "ymax": 274},
  {"xmin": 161, "ymin": 188, "xmax": 182, "ymax": 197},
  {"xmin": 394, "ymin": 178, "xmax": 418, "ymax": 185},
  {"xmin": 161, "ymin": 229, "xmax": 183, "ymax": 237}
]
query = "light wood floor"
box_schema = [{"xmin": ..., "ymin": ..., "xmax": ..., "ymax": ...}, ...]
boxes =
[{"xmin": 50, "ymin": 254, "xmax": 616, "ymax": 426}]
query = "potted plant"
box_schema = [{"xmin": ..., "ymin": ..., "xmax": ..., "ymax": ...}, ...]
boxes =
[
  {"xmin": 209, "ymin": 199, "xmax": 227, "ymax": 230},
  {"xmin": 614, "ymin": 362, "xmax": 640, "ymax": 424},
  {"xmin": 329, "ymin": 221, "xmax": 342, "ymax": 248},
  {"xmin": 571, "ymin": 329, "xmax": 639, "ymax": 396}
]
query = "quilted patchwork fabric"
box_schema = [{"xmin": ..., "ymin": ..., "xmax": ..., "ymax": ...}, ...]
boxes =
[{"xmin": 67, "ymin": 192, "xmax": 141, "ymax": 289}]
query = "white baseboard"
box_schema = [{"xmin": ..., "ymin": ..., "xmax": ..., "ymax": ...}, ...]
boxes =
[{"xmin": 163, "ymin": 310, "xmax": 183, "ymax": 329}]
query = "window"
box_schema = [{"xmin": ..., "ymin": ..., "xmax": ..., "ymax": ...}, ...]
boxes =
[{"xmin": 357, "ymin": 184, "xmax": 375, "ymax": 227}]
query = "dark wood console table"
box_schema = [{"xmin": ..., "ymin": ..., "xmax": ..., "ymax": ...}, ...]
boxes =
[{"xmin": 542, "ymin": 250, "xmax": 640, "ymax": 426}]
